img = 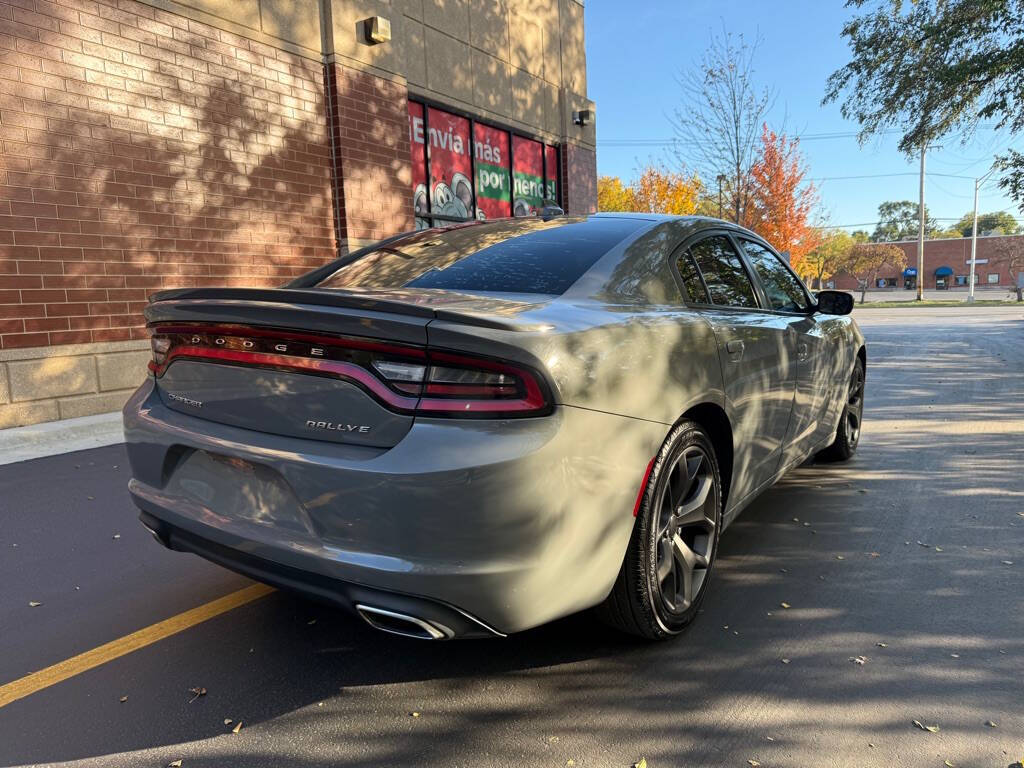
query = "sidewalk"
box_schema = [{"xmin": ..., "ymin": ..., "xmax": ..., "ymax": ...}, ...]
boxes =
[{"xmin": 0, "ymin": 411, "xmax": 123, "ymax": 467}]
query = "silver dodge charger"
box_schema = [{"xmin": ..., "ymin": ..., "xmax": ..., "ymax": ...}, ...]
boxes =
[{"xmin": 124, "ymin": 214, "xmax": 865, "ymax": 640}]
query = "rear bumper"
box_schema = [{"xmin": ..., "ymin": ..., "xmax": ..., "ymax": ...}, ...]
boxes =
[
  {"xmin": 137, "ymin": 509, "xmax": 501, "ymax": 639},
  {"xmin": 123, "ymin": 379, "xmax": 667, "ymax": 635}
]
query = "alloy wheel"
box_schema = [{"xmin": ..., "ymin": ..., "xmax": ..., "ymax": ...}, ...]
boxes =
[
  {"xmin": 655, "ymin": 445, "xmax": 718, "ymax": 614},
  {"xmin": 847, "ymin": 363, "xmax": 864, "ymax": 446}
]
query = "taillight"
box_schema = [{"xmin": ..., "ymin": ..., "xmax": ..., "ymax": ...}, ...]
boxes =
[
  {"xmin": 149, "ymin": 336, "xmax": 170, "ymax": 371},
  {"xmin": 147, "ymin": 324, "xmax": 551, "ymax": 418}
]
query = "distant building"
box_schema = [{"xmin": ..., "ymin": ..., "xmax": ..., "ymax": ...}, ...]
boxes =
[{"xmin": 828, "ymin": 234, "xmax": 1024, "ymax": 291}]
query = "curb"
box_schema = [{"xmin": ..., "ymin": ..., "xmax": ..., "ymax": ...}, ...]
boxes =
[{"xmin": 0, "ymin": 411, "xmax": 124, "ymax": 466}]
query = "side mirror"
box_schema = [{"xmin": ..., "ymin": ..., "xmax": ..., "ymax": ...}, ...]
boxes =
[{"xmin": 814, "ymin": 290, "xmax": 854, "ymax": 316}]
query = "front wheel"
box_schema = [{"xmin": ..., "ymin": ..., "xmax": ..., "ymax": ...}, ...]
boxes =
[
  {"xmin": 596, "ymin": 420, "xmax": 722, "ymax": 639},
  {"xmin": 817, "ymin": 357, "xmax": 864, "ymax": 462}
]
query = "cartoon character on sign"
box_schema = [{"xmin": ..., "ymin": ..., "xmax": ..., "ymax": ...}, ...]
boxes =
[
  {"xmin": 432, "ymin": 173, "xmax": 473, "ymax": 220},
  {"xmin": 413, "ymin": 183, "xmax": 429, "ymax": 229}
]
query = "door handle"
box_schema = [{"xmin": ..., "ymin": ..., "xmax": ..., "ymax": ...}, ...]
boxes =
[{"xmin": 726, "ymin": 340, "xmax": 744, "ymax": 354}]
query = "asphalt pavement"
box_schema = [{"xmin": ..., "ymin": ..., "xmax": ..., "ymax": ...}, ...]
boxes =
[{"xmin": 1, "ymin": 306, "xmax": 1022, "ymax": 768}]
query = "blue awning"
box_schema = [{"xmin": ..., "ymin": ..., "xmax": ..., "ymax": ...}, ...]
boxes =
[
  {"xmin": 935, "ymin": 266, "xmax": 954, "ymax": 276},
  {"xmin": 903, "ymin": 268, "xmax": 917, "ymax": 276}
]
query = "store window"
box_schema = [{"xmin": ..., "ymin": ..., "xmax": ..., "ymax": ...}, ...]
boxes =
[
  {"xmin": 987, "ymin": 272, "xmax": 1000, "ymax": 284},
  {"xmin": 408, "ymin": 100, "xmax": 560, "ymax": 229},
  {"xmin": 955, "ymin": 274, "xmax": 967, "ymax": 286}
]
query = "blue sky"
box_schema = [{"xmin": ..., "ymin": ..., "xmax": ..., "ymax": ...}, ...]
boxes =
[{"xmin": 585, "ymin": 0, "xmax": 1022, "ymax": 232}]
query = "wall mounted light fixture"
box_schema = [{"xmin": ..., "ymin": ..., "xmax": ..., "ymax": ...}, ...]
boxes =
[
  {"xmin": 572, "ymin": 109, "xmax": 592, "ymax": 126},
  {"xmin": 363, "ymin": 16, "xmax": 391, "ymax": 44}
]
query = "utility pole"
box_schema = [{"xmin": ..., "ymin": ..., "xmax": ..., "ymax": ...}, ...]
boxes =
[
  {"xmin": 969, "ymin": 168, "xmax": 997, "ymax": 304},
  {"xmin": 917, "ymin": 146, "xmax": 926, "ymax": 301}
]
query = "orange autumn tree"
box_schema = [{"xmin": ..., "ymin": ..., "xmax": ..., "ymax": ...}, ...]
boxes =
[{"xmin": 748, "ymin": 124, "xmax": 820, "ymax": 279}]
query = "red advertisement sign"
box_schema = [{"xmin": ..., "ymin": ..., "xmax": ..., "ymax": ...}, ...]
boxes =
[
  {"xmin": 408, "ymin": 102, "xmax": 429, "ymax": 229},
  {"xmin": 474, "ymin": 122, "xmax": 510, "ymax": 220},
  {"xmin": 427, "ymin": 107, "xmax": 473, "ymax": 221},
  {"xmin": 513, "ymin": 135, "xmax": 544, "ymax": 216}
]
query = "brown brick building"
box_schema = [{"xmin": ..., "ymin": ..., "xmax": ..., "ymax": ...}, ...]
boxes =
[
  {"xmin": 828, "ymin": 234, "xmax": 1024, "ymax": 292},
  {"xmin": 0, "ymin": 0, "xmax": 597, "ymax": 427}
]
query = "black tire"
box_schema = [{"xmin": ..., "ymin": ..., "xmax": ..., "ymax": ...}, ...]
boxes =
[
  {"xmin": 817, "ymin": 356, "xmax": 865, "ymax": 463},
  {"xmin": 596, "ymin": 420, "xmax": 723, "ymax": 640}
]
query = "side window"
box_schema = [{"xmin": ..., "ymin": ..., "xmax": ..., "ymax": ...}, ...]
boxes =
[
  {"xmin": 688, "ymin": 236, "xmax": 759, "ymax": 309},
  {"xmin": 740, "ymin": 239, "xmax": 809, "ymax": 312},
  {"xmin": 676, "ymin": 250, "xmax": 709, "ymax": 303}
]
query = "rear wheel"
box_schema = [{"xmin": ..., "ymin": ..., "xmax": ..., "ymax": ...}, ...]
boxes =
[
  {"xmin": 596, "ymin": 420, "xmax": 722, "ymax": 639},
  {"xmin": 817, "ymin": 356, "xmax": 864, "ymax": 462}
]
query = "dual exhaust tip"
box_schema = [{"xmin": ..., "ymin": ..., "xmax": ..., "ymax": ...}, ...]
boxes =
[
  {"xmin": 355, "ymin": 604, "xmax": 453, "ymax": 640},
  {"xmin": 141, "ymin": 515, "xmax": 460, "ymax": 641}
]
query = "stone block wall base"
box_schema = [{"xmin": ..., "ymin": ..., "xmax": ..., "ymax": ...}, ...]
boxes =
[{"xmin": 0, "ymin": 341, "xmax": 150, "ymax": 430}]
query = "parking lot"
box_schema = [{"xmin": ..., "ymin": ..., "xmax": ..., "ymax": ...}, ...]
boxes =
[{"xmin": 1, "ymin": 306, "xmax": 1022, "ymax": 768}]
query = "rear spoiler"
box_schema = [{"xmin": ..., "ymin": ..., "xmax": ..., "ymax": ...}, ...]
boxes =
[{"xmin": 146, "ymin": 287, "xmax": 529, "ymax": 332}]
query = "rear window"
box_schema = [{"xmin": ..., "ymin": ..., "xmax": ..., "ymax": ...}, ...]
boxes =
[{"xmin": 317, "ymin": 217, "xmax": 646, "ymax": 296}]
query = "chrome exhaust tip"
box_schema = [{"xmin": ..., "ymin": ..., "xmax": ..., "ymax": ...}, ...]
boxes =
[{"xmin": 355, "ymin": 604, "xmax": 453, "ymax": 640}]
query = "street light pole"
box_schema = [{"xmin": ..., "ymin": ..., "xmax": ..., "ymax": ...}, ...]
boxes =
[
  {"xmin": 968, "ymin": 168, "xmax": 996, "ymax": 304},
  {"xmin": 917, "ymin": 146, "xmax": 926, "ymax": 301}
]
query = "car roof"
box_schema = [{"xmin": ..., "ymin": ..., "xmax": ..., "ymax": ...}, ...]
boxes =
[{"xmin": 591, "ymin": 212, "xmax": 763, "ymax": 239}]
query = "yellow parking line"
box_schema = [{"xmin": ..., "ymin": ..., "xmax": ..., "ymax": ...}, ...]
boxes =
[{"xmin": 0, "ymin": 583, "xmax": 274, "ymax": 709}]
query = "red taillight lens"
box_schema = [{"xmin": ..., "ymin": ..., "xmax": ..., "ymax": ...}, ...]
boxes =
[
  {"xmin": 147, "ymin": 324, "xmax": 551, "ymax": 418},
  {"xmin": 149, "ymin": 335, "xmax": 170, "ymax": 372}
]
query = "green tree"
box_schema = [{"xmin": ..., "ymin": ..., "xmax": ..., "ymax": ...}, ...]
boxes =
[
  {"xmin": 871, "ymin": 201, "xmax": 937, "ymax": 242},
  {"xmin": 990, "ymin": 237, "xmax": 1024, "ymax": 301},
  {"xmin": 952, "ymin": 211, "xmax": 1021, "ymax": 237},
  {"xmin": 851, "ymin": 230, "xmax": 870, "ymax": 244},
  {"xmin": 824, "ymin": 0, "xmax": 1024, "ymax": 211},
  {"xmin": 848, "ymin": 242, "xmax": 908, "ymax": 304},
  {"xmin": 805, "ymin": 230, "xmax": 854, "ymax": 289}
]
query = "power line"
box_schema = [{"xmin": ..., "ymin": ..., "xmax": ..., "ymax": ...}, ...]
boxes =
[{"xmin": 598, "ymin": 124, "xmax": 1001, "ymax": 147}]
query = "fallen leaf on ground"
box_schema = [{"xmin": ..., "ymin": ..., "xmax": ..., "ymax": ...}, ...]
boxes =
[
  {"xmin": 866, "ymin": 552, "xmax": 880, "ymax": 558},
  {"xmin": 876, "ymin": 642, "xmax": 888, "ymax": 648},
  {"xmin": 232, "ymin": 721, "xmax": 242, "ymax": 733},
  {"xmin": 836, "ymin": 555, "xmax": 845, "ymax": 560},
  {"xmin": 850, "ymin": 655, "xmax": 868, "ymax": 665},
  {"xmin": 112, "ymin": 534, "xmax": 120, "ymax": 540},
  {"xmin": 934, "ymin": 547, "xmax": 944, "ymax": 552},
  {"xmin": 858, "ymin": 489, "xmax": 868, "ymax": 494},
  {"xmin": 28, "ymin": 601, "xmax": 42, "ymax": 607},
  {"xmin": 119, "ymin": 696, "xmax": 128, "ymax": 703},
  {"xmin": 410, "ymin": 711, "xmax": 420, "ymax": 718},
  {"xmin": 944, "ymin": 761, "xmax": 955, "ymax": 767},
  {"xmin": 781, "ymin": 658, "xmax": 791, "ymax": 664},
  {"xmin": 224, "ymin": 719, "xmax": 232, "ymax": 726},
  {"xmin": 748, "ymin": 760, "xmax": 761, "ymax": 767},
  {"xmin": 566, "ymin": 760, "xmax": 575, "ymax": 767},
  {"xmin": 1002, "ymin": 561, "xmax": 1014, "ymax": 565},
  {"xmin": 633, "ymin": 759, "xmax": 647, "ymax": 768},
  {"xmin": 984, "ymin": 720, "xmax": 997, "ymax": 727},
  {"xmin": 950, "ymin": 653, "xmax": 959, "ymax": 659},
  {"xmin": 167, "ymin": 762, "xmax": 182, "ymax": 768},
  {"xmin": 912, "ymin": 719, "xmax": 939, "ymax": 733},
  {"xmin": 307, "ymin": 619, "xmax": 316, "ymax": 625},
  {"xmin": 187, "ymin": 687, "xmax": 207, "ymax": 703},
  {"xmin": 780, "ymin": 602, "xmax": 791, "ymax": 609},
  {"xmin": 917, "ymin": 541, "xmax": 929, "ymax": 547}
]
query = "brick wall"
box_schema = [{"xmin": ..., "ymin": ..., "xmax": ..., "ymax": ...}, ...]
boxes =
[
  {"xmin": 561, "ymin": 142, "xmax": 595, "ymax": 215},
  {"xmin": 0, "ymin": 0, "xmax": 337, "ymax": 351},
  {"xmin": 830, "ymin": 235, "xmax": 1024, "ymax": 290},
  {"xmin": 326, "ymin": 63, "xmax": 412, "ymax": 245}
]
